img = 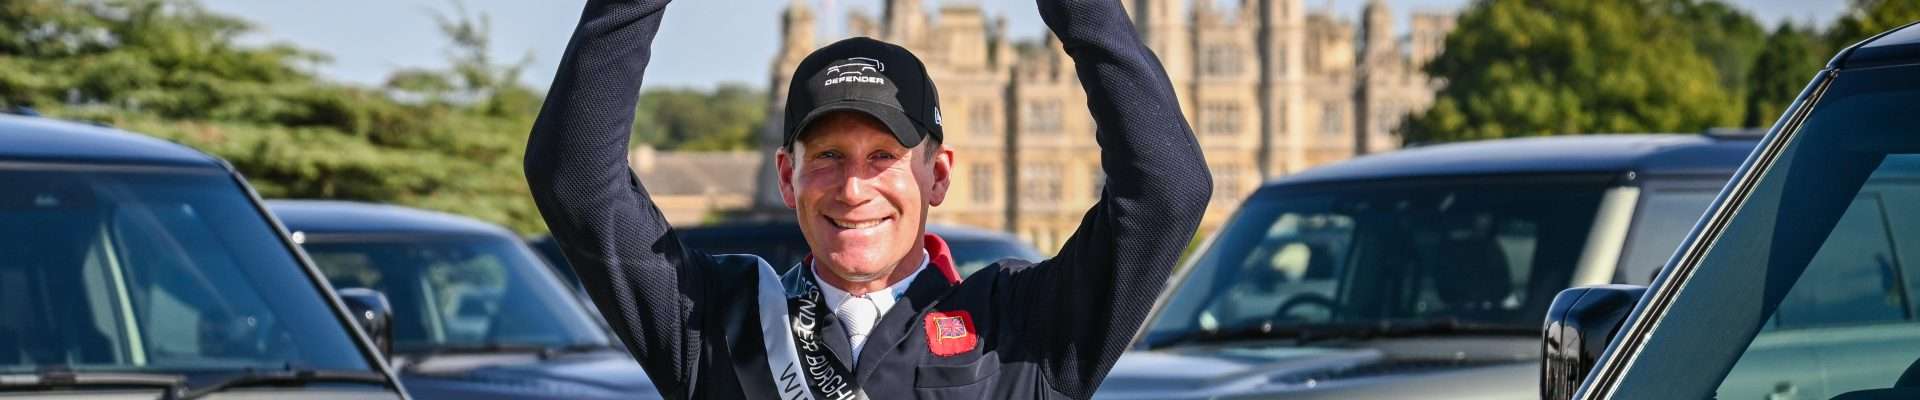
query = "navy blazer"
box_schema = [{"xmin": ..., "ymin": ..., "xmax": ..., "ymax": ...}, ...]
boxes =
[{"xmin": 523, "ymin": 0, "xmax": 1211, "ymax": 398}]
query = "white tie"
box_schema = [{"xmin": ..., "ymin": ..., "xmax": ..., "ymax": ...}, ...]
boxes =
[{"xmin": 836, "ymin": 295, "xmax": 880, "ymax": 363}]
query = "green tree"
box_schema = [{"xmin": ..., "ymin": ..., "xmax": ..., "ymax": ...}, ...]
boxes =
[
  {"xmin": 1402, "ymin": 0, "xmax": 1744, "ymax": 143},
  {"xmin": 1674, "ymin": 1, "xmax": 1766, "ymax": 102},
  {"xmin": 632, "ymin": 83, "xmax": 766, "ymax": 151},
  {"xmin": 1828, "ymin": 0, "xmax": 1920, "ymax": 50},
  {"xmin": 0, "ymin": 0, "xmax": 767, "ymax": 232},
  {"xmin": 1743, "ymin": 24, "xmax": 1826, "ymax": 128}
]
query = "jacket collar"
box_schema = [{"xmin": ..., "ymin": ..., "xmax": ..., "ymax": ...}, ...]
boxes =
[{"xmin": 778, "ymin": 234, "xmax": 962, "ymax": 297}]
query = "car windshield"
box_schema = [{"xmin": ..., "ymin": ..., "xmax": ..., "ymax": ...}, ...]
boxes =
[
  {"xmin": 0, "ymin": 166, "xmax": 373, "ymax": 375},
  {"xmin": 301, "ymin": 236, "xmax": 612, "ymax": 354},
  {"xmin": 1144, "ymin": 176, "xmax": 1612, "ymax": 347}
]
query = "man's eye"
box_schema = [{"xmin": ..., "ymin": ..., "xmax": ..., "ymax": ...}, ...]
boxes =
[
  {"xmin": 815, "ymin": 151, "xmax": 842, "ymax": 160},
  {"xmin": 871, "ymin": 152, "xmax": 898, "ymax": 160}
]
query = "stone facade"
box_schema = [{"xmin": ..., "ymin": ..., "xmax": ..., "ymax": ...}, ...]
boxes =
[{"xmin": 753, "ymin": 0, "xmax": 1454, "ymax": 253}]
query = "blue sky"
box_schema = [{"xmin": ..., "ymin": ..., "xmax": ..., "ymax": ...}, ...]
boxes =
[{"xmin": 203, "ymin": 0, "xmax": 1848, "ymax": 91}]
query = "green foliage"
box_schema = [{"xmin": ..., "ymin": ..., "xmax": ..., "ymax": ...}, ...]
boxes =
[
  {"xmin": 631, "ymin": 83, "xmax": 767, "ymax": 151},
  {"xmin": 1673, "ymin": 1, "xmax": 1766, "ymax": 104},
  {"xmin": 1, "ymin": 0, "xmax": 768, "ymax": 233},
  {"xmin": 1828, "ymin": 0, "xmax": 1920, "ymax": 50},
  {"xmin": 1402, "ymin": 0, "xmax": 1741, "ymax": 143},
  {"xmin": 1743, "ymin": 24, "xmax": 1827, "ymax": 128}
]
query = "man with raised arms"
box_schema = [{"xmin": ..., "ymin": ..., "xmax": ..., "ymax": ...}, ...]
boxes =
[{"xmin": 524, "ymin": 0, "xmax": 1211, "ymax": 398}]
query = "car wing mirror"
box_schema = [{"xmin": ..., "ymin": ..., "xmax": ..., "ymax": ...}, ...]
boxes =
[
  {"xmin": 337, "ymin": 287, "xmax": 394, "ymax": 359},
  {"xmin": 1541, "ymin": 284, "xmax": 1647, "ymax": 400}
]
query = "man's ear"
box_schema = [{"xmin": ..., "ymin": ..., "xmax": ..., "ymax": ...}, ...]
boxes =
[
  {"xmin": 776, "ymin": 148, "xmax": 798, "ymax": 209},
  {"xmin": 926, "ymin": 145, "xmax": 954, "ymax": 207}
]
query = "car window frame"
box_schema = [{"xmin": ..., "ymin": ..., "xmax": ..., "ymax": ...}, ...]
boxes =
[{"xmin": 1570, "ymin": 57, "xmax": 1920, "ymax": 397}]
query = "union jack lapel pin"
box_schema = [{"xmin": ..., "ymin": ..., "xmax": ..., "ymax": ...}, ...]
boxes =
[{"xmin": 923, "ymin": 310, "xmax": 977, "ymax": 357}]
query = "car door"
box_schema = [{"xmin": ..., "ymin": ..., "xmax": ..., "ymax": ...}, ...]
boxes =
[{"xmin": 1572, "ymin": 49, "xmax": 1920, "ymax": 399}]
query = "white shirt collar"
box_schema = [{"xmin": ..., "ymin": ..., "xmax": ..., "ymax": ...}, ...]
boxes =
[{"xmin": 812, "ymin": 250, "xmax": 928, "ymax": 317}]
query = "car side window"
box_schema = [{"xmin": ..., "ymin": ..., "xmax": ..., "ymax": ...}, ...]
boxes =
[
  {"xmin": 1713, "ymin": 160, "xmax": 1920, "ymax": 400},
  {"xmin": 1618, "ymin": 189, "xmax": 1718, "ymax": 285},
  {"xmin": 1770, "ymin": 194, "xmax": 1907, "ymax": 329}
]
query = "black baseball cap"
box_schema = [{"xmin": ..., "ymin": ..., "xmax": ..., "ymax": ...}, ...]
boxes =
[{"xmin": 784, "ymin": 37, "xmax": 943, "ymax": 149}]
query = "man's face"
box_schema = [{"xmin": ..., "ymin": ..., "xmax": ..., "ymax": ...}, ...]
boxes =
[{"xmin": 777, "ymin": 112, "xmax": 952, "ymax": 286}]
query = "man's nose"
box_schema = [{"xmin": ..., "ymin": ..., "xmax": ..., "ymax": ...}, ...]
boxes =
[{"xmin": 836, "ymin": 169, "xmax": 878, "ymax": 205}]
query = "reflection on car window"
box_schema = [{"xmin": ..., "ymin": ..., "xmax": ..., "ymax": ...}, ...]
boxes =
[
  {"xmin": 1145, "ymin": 177, "xmax": 1609, "ymax": 345},
  {"xmin": 1712, "ymin": 157, "xmax": 1920, "ymax": 400},
  {"xmin": 0, "ymin": 168, "xmax": 370, "ymax": 375},
  {"xmin": 1772, "ymin": 195, "xmax": 1905, "ymax": 329},
  {"xmin": 304, "ymin": 238, "xmax": 610, "ymax": 352}
]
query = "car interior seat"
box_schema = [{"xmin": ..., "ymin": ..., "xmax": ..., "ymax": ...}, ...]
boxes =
[{"xmin": 1431, "ymin": 236, "xmax": 1513, "ymax": 316}]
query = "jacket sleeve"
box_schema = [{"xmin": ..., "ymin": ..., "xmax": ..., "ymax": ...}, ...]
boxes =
[
  {"xmin": 1008, "ymin": 0, "xmax": 1213, "ymax": 398},
  {"xmin": 522, "ymin": 0, "xmax": 703, "ymax": 396}
]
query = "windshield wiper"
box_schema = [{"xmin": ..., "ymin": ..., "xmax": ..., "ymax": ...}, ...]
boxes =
[
  {"xmin": 0, "ymin": 369, "xmax": 186, "ymax": 398},
  {"xmin": 1293, "ymin": 318, "xmax": 1537, "ymax": 345},
  {"xmin": 536, "ymin": 343, "xmax": 615, "ymax": 359},
  {"xmin": 1151, "ymin": 321, "xmax": 1331, "ymax": 349},
  {"xmin": 179, "ymin": 368, "xmax": 388, "ymax": 400},
  {"xmin": 402, "ymin": 342, "xmax": 616, "ymax": 368}
]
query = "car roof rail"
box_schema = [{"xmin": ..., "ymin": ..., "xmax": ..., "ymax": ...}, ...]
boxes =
[{"xmin": 1702, "ymin": 127, "xmax": 1765, "ymax": 140}]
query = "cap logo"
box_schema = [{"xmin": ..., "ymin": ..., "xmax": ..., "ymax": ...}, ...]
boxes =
[{"xmin": 823, "ymin": 57, "xmax": 887, "ymax": 87}]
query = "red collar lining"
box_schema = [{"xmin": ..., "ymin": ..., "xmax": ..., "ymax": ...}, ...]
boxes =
[{"xmin": 802, "ymin": 233, "xmax": 961, "ymax": 285}]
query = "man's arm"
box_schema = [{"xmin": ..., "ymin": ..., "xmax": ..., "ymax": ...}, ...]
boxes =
[
  {"xmin": 1009, "ymin": 0, "xmax": 1212, "ymax": 398},
  {"xmin": 523, "ymin": 0, "xmax": 700, "ymax": 396}
]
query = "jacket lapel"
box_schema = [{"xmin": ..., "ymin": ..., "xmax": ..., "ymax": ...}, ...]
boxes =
[
  {"xmin": 788, "ymin": 257, "xmax": 858, "ymax": 369},
  {"xmin": 852, "ymin": 234, "xmax": 962, "ymax": 384}
]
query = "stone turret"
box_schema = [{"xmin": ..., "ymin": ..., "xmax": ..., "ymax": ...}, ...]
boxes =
[
  {"xmin": 753, "ymin": 0, "xmax": 817, "ymax": 211},
  {"xmin": 883, "ymin": 0, "xmax": 926, "ymax": 47}
]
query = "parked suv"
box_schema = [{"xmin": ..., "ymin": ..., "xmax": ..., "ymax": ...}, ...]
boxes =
[
  {"xmin": 1094, "ymin": 132, "xmax": 1758, "ymax": 399},
  {"xmin": 0, "ymin": 114, "xmax": 404, "ymax": 398},
  {"xmin": 1544, "ymin": 21, "xmax": 1920, "ymax": 400},
  {"xmin": 269, "ymin": 200, "xmax": 660, "ymax": 399}
]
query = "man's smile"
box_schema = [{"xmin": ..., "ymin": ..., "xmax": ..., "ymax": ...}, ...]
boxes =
[{"xmin": 825, "ymin": 215, "xmax": 895, "ymax": 231}]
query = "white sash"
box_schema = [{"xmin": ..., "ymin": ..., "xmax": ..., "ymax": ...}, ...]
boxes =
[{"xmin": 755, "ymin": 259, "xmax": 815, "ymax": 400}]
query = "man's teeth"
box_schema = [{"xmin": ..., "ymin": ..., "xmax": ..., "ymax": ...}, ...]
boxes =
[{"xmin": 831, "ymin": 217, "xmax": 887, "ymax": 229}]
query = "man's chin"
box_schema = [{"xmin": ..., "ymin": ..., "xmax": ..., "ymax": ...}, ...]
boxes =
[{"xmin": 817, "ymin": 254, "xmax": 899, "ymax": 282}]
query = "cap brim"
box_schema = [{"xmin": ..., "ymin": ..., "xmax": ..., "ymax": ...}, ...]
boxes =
[{"xmin": 792, "ymin": 100, "xmax": 926, "ymax": 149}]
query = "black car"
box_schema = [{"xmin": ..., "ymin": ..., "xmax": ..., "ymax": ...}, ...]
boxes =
[
  {"xmin": 1544, "ymin": 21, "xmax": 1920, "ymax": 400},
  {"xmin": 1097, "ymin": 132, "xmax": 1758, "ymax": 399},
  {"xmin": 529, "ymin": 222, "xmax": 1044, "ymax": 288},
  {"xmin": 269, "ymin": 200, "xmax": 659, "ymax": 400},
  {"xmin": 0, "ymin": 114, "xmax": 404, "ymax": 399}
]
